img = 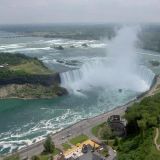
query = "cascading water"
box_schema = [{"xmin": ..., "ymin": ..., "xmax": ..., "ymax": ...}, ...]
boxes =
[{"xmin": 60, "ymin": 27, "xmax": 155, "ymax": 94}]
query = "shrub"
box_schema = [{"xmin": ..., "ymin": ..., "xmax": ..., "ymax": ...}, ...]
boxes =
[{"xmin": 43, "ymin": 135, "xmax": 55, "ymax": 154}]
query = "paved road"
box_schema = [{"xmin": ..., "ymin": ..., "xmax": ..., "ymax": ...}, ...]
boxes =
[
  {"xmin": 1, "ymin": 76, "xmax": 160, "ymax": 160},
  {"xmin": 10, "ymin": 105, "xmax": 128, "ymax": 159}
]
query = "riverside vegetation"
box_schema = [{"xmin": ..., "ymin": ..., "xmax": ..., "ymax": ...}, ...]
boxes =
[
  {"xmin": 92, "ymin": 92, "xmax": 160, "ymax": 160},
  {"xmin": 0, "ymin": 53, "xmax": 67, "ymax": 99},
  {"xmin": 116, "ymin": 93, "xmax": 160, "ymax": 160}
]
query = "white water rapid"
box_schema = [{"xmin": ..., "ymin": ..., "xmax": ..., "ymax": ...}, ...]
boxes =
[{"xmin": 60, "ymin": 27, "xmax": 155, "ymax": 94}]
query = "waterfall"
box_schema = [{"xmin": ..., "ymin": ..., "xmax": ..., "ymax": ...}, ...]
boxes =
[
  {"xmin": 60, "ymin": 59, "xmax": 155, "ymax": 94},
  {"xmin": 60, "ymin": 27, "xmax": 155, "ymax": 94},
  {"xmin": 136, "ymin": 65, "xmax": 155, "ymax": 90}
]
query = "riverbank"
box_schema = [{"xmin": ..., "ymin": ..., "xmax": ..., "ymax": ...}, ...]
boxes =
[
  {"xmin": 0, "ymin": 84, "xmax": 67, "ymax": 99},
  {"xmin": 0, "ymin": 53, "xmax": 68, "ymax": 99},
  {"xmin": 1, "ymin": 75, "xmax": 160, "ymax": 159}
]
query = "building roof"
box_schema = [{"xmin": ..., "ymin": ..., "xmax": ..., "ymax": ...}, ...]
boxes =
[
  {"xmin": 64, "ymin": 140, "xmax": 100, "ymax": 159},
  {"xmin": 108, "ymin": 115, "xmax": 121, "ymax": 122}
]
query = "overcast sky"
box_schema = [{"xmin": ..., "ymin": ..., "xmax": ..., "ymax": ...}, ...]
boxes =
[{"xmin": 0, "ymin": 0, "xmax": 160, "ymax": 24}]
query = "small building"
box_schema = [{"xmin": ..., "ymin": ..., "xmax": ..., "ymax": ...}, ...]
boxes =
[
  {"xmin": 108, "ymin": 115, "xmax": 121, "ymax": 122},
  {"xmin": 107, "ymin": 115, "xmax": 126, "ymax": 137},
  {"xmin": 62, "ymin": 140, "xmax": 106, "ymax": 160},
  {"xmin": 64, "ymin": 145, "xmax": 105, "ymax": 160}
]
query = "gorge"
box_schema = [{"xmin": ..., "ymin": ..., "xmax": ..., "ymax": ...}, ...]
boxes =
[
  {"xmin": 0, "ymin": 26, "xmax": 157, "ymax": 155},
  {"xmin": 60, "ymin": 27, "xmax": 155, "ymax": 95}
]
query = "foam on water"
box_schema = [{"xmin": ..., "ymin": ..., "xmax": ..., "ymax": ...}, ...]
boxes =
[
  {"xmin": 0, "ymin": 44, "xmax": 23, "ymax": 50},
  {"xmin": 0, "ymin": 27, "xmax": 157, "ymax": 155},
  {"xmin": 45, "ymin": 39, "xmax": 107, "ymax": 49},
  {"xmin": 0, "ymin": 38, "xmax": 107, "ymax": 53},
  {"xmin": 60, "ymin": 60, "xmax": 154, "ymax": 94},
  {"xmin": 0, "ymin": 108, "xmax": 85, "ymax": 153},
  {"xmin": 60, "ymin": 27, "xmax": 155, "ymax": 94}
]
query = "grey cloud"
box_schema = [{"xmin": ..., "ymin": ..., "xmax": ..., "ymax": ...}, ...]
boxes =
[{"xmin": 0, "ymin": 0, "xmax": 160, "ymax": 24}]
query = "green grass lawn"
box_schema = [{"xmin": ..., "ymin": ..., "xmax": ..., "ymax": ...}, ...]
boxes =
[
  {"xmin": 39, "ymin": 155, "xmax": 48, "ymax": 160},
  {"xmin": 62, "ymin": 143, "xmax": 72, "ymax": 150},
  {"xmin": 10, "ymin": 61, "xmax": 52, "ymax": 75},
  {"xmin": 69, "ymin": 134, "xmax": 89, "ymax": 145},
  {"xmin": 0, "ymin": 53, "xmax": 54, "ymax": 79}
]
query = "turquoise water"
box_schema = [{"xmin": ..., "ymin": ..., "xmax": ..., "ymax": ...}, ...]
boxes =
[
  {"xmin": 0, "ymin": 26, "xmax": 159, "ymax": 154},
  {"xmin": 0, "ymin": 89, "xmax": 138, "ymax": 154}
]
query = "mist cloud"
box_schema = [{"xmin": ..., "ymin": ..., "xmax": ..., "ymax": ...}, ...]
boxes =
[{"xmin": 0, "ymin": 0, "xmax": 160, "ymax": 24}]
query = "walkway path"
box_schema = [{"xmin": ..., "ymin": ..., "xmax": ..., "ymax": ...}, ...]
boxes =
[
  {"xmin": 12, "ymin": 105, "xmax": 127, "ymax": 159},
  {"xmin": 154, "ymin": 128, "xmax": 160, "ymax": 151}
]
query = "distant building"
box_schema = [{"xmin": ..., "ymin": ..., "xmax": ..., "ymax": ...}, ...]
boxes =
[{"xmin": 107, "ymin": 115, "xmax": 126, "ymax": 137}]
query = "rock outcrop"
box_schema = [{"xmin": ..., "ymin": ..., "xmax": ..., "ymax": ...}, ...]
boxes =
[
  {"xmin": 54, "ymin": 45, "xmax": 64, "ymax": 50},
  {"xmin": 0, "ymin": 73, "xmax": 61, "ymax": 86}
]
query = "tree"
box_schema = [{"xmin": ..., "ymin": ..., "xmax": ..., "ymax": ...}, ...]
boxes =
[
  {"xmin": 137, "ymin": 119, "xmax": 146, "ymax": 139},
  {"xmin": 101, "ymin": 126, "xmax": 113, "ymax": 140},
  {"xmin": 148, "ymin": 116, "xmax": 157, "ymax": 127},
  {"xmin": 43, "ymin": 135, "xmax": 55, "ymax": 153}
]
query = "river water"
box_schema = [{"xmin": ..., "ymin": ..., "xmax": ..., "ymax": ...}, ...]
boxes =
[{"xmin": 0, "ymin": 25, "xmax": 159, "ymax": 154}]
